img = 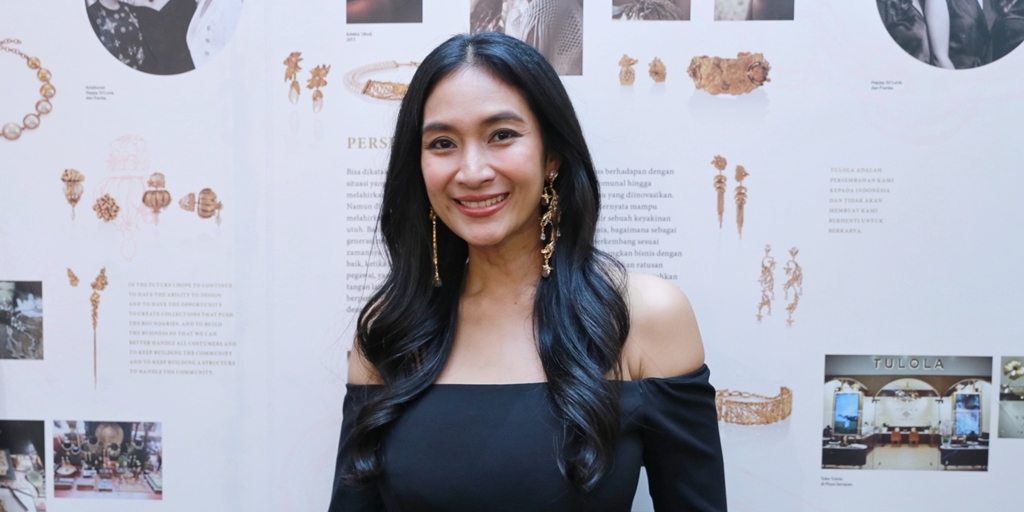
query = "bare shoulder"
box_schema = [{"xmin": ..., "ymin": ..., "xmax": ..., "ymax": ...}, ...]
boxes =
[
  {"xmin": 622, "ymin": 273, "xmax": 705, "ymax": 380},
  {"xmin": 347, "ymin": 338, "xmax": 382, "ymax": 385}
]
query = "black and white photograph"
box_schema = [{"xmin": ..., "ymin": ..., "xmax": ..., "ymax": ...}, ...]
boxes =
[
  {"xmin": 822, "ymin": 355, "xmax": 993, "ymax": 471},
  {"xmin": 999, "ymin": 357, "xmax": 1024, "ymax": 438},
  {"xmin": 470, "ymin": 0, "xmax": 584, "ymax": 75},
  {"xmin": 0, "ymin": 421, "xmax": 46, "ymax": 512},
  {"xmin": 612, "ymin": 0, "xmax": 691, "ymax": 20},
  {"xmin": 715, "ymin": 0, "xmax": 794, "ymax": 20},
  {"xmin": 84, "ymin": 0, "xmax": 244, "ymax": 75},
  {"xmin": 0, "ymin": 281, "xmax": 42, "ymax": 360},
  {"xmin": 346, "ymin": 0, "xmax": 423, "ymax": 23},
  {"xmin": 876, "ymin": 0, "xmax": 1024, "ymax": 68}
]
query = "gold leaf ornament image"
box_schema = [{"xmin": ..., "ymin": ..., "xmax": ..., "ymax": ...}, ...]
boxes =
[
  {"xmin": 783, "ymin": 247, "xmax": 802, "ymax": 327},
  {"xmin": 67, "ymin": 268, "xmax": 79, "ymax": 287},
  {"xmin": 734, "ymin": 165, "xmax": 748, "ymax": 239},
  {"xmin": 61, "ymin": 168, "xmax": 85, "ymax": 219},
  {"xmin": 756, "ymin": 244, "xmax": 775, "ymax": 323},
  {"xmin": 179, "ymin": 192, "xmax": 196, "ymax": 212},
  {"xmin": 648, "ymin": 57, "xmax": 667, "ymax": 83},
  {"xmin": 284, "ymin": 52, "xmax": 303, "ymax": 104},
  {"xmin": 619, "ymin": 55, "xmax": 638, "ymax": 85},
  {"xmin": 308, "ymin": 64, "xmax": 330, "ymax": 113},
  {"xmin": 687, "ymin": 52, "xmax": 770, "ymax": 95},
  {"xmin": 141, "ymin": 173, "xmax": 172, "ymax": 224},
  {"xmin": 93, "ymin": 193, "xmax": 120, "ymax": 222},
  {"xmin": 712, "ymin": 155, "xmax": 727, "ymax": 228}
]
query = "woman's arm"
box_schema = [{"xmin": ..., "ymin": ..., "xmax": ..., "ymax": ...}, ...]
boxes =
[
  {"xmin": 925, "ymin": 0, "xmax": 957, "ymax": 68},
  {"xmin": 622, "ymin": 273, "xmax": 705, "ymax": 380}
]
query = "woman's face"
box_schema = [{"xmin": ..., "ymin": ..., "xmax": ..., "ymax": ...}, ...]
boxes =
[{"xmin": 421, "ymin": 66, "xmax": 559, "ymax": 251}]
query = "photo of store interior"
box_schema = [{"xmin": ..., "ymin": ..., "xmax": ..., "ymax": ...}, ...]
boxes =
[
  {"xmin": 1000, "ymin": 357, "xmax": 1024, "ymax": 438},
  {"xmin": 822, "ymin": 356, "xmax": 993, "ymax": 471},
  {"xmin": 53, "ymin": 421, "xmax": 162, "ymax": 500}
]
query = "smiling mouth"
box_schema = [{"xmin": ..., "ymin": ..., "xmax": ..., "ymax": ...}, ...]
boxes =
[{"xmin": 456, "ymin": 194, "xmax": 508, "ymax": 208}]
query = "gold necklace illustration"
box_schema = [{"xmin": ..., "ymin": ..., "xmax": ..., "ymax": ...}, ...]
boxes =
[{"xmin": 1, "ymin": 38, "xmax": 55, "ymax": 141}]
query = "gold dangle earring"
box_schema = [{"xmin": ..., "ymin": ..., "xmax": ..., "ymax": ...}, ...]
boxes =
[
  {"xmin": 540, "ymin": 170, "xmax": 560, "ymax": 278},
  {"xmin": 284, "ymin": 52, "xmax": 302, "ymax": 104},
  {"xmin": 430, "ymin": 208, "xmax": 442, "ymax": 287}
]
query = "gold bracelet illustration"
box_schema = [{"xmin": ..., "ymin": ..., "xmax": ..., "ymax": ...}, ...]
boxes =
[
  {"xmin": 687, "ymin": 52, "xmax": 770, "ymax": 96},
  {"xmin": 344, "ymin": 61, "xmax": 418, "ymax": 101},
  {"xmin": 1, "ymin": 38, "xmax": 55, "ymax": 141},
  {"xmin": 716, "ymin": 387, "xmax": 792, "ymax": 425}
]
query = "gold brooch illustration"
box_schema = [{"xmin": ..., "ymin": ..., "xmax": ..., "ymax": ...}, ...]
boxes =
[
  {"xmin": 688, "ymin": 53, "xmax": 770, "ymax": 95},
  {"xmin": 649, "ymin": 57, "xmax": 666, "ymax": 83},
  {"xmin": 93, "ymin": 194, "xmax": 119, "ymax": 222},
  {"xmin": 619, "ymin": 55, "xmax": 638, "ymax": 85}
]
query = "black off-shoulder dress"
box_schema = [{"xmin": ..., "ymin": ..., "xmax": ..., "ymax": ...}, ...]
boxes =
[{"xmin": 328, "ymin": 365, "xmax": 727, "ymax": 511}]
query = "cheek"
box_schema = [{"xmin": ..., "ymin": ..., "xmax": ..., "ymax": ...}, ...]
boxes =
[{"xmin": 421, "ymin": 155, "xmax": 450, "ymax": 196}]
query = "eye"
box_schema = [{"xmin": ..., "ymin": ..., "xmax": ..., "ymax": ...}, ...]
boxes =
[
  {"xmin": 491, "ymin": 129, "xmax": 520, "ymax": 142},
  {"xmin": 427, "ymin": 138, "xmax": 456, "ymax": 150}
]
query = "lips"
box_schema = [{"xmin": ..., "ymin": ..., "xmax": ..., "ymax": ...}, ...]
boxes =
[{"xmin": 453, "ymin": 193, "xmax": 509, "ymax": 217}]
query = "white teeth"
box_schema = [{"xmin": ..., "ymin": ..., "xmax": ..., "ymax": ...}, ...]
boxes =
[{"xmin": 459, "ymin": 194, "xmax": 507, "ymax": 208}]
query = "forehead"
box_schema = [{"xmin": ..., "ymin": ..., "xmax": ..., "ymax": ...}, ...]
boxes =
[{"xmin": 423, "ymin": 66, "xmax": 536, "ymax": 126}]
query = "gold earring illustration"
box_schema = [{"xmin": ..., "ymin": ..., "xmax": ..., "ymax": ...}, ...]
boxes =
[
  {"xmin": 757, "ymin": 244, "xmax": 775, "ymax": 323},
  {"xmin": 308, "ymin": 64, "xmax": 330, "ymax": 113},
  {"xmin": 540, "ymin": 170, "xmax": 560, "ymax": 278},
  {"xmin": 712, "ymin": 156, "xmax": 727, "ymax": 228},
  {"xmin": 430, "ymin": 208, "xmax": 442, "ymax": 287},
  {"xmin": 284, "ymin": 52, "xmax": 303, "ymax": 104},
  {"xmin": 619, "ymin": 54, "xmax": 638, "ymax": 85},
  {"xmin": 734, "ymin": 165, "xmax": 748, "ymax": 239},
  {"xmin": 142, "ymin": 173, "xmax": 172, "ymax": 224},
  {"xmin": 649, "ymin": 57, "xmax": 666, "ymax": 83},
  {"xmin": 783, "ymin": 247, "xmax": 802, "ymax": 327},
  {"xmin": 62, "ymin": 168, "xmax": 85, "ymax": 220},
  {"xmin": 93, "ymin": 193, "xmax": 119, "ymax": 222}
]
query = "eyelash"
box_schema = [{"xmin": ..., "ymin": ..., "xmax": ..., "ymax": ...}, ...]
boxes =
[{"xmin": 426, "ymin": 129, "xmax": 521, "ymax": 150}]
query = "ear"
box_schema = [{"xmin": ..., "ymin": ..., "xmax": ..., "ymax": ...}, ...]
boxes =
[{"xmin": 545, "ymin": 152, "xmax": 562, "ymax": 179}]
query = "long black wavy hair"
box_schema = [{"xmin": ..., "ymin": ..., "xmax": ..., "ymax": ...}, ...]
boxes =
[{"xmin": 343, "ymin": 32, "xmax": 630, "ymax": 492}]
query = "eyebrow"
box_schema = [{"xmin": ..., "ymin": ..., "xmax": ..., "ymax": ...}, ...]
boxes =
[{"xmin": 421, "ymin": 110, "xmax": 527, "ymax": 135}]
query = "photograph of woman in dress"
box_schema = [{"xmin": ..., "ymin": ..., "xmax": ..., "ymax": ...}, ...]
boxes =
[
  {"xmin": 328, "ymin": 32, "xmax": 726, "ymax": 511},
  {"xmin": 876, "ymin": 0, "xmax": 1024, "ymax": 68},
  {"xmin": 85, "ymin": 0, "xmax": 243, "ymax": 75}
]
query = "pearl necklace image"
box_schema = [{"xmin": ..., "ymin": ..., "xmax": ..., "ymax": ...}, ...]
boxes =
[{"xmin": 1, "ymin": 38, "xmax": 55, "ymax": 141}]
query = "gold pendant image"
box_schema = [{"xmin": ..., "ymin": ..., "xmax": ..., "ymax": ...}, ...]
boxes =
[
  {"xmin": 783, "ymin": 247, "xmax": 802, "ymax": 327},
  {"xmin": 712, "ymin": 155, "xmax": 727, "ymax": 228},
  {"xmin": 93, "ymin": 194, "xmax": 120, "ymax": 222},
  {"xmin": 61, "ymin": 168, "xmax": 85, "ymax": 220},
  {"xmin": 757, "ymin": 244, "xmax": 775, "ymax": 322},
  {"xmin": 687, "ymin": 53, "xmax": 770, "ymax": 95},
  {"xmin": 619, "ymin": 55, "xmax": 638, "ymax": 85},
  {"xmin": 141, "ymin": 173, "xmax": 172, "ymax": 225},
  {"xmin": 308, "ymin": 64, "xmax": 330, "ymax": 113},
  {"xmin": 734, "ymin": 165, "xmax": 748, "ymax": 239},
  {"xmin": 648, "ymin": 57, "xmax": 666, "ymax": 82},
  {"xmin": 284, "ymin": 52, "xmax": 303, "ymax": 104}
]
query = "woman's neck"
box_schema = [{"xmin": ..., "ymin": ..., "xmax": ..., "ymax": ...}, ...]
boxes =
[
  {"xmin": 99, "ymin": 0, "xmax": 122, "ymax": 10},
  {"xmin": 463, "ymin": 235, "xmax": 544, "ymax": 303}
]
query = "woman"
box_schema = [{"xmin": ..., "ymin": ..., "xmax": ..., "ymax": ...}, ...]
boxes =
[
  {"xmin": 991, "ymin": 0, "xmax": 1024, "ymax": 61},
  {"xmin": 329, "ymin": 32, "xmax": 726, "ymax": 511},
  {"xmin": 877, "ymin": 0, "xmax": 934, "ymax": 64},
  {"xmin": 87, "ymin": 0, "xmax": 158, "ymax": 73},
  {"xmin": 928, "ymin": 0, "xmax": 991, "ymax": 69}
]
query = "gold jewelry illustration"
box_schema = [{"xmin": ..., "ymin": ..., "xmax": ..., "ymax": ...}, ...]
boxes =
[
  {"xmin": 540, "ymin": 170, "xmax": 561, "ymax": 278},
  {"xmin": 734, "ymin": 165, "xmax": 748, "ymax": 239},
  {"xmin": 430, "ymin": 208, "xmax": 442, "ymax": 288},
  {"xmin": 618, "ymin": 55, "xmax": 638, "ymax": 85},
  {"xmin": 179, "ymin": 192, "xmax": 196, "ymax": 212},
  {"xmin": 67, "ymin": 269, "xmax": 79, "ymax": 287},
  {"xmin": 142, "ymin": 173, "xmax": 172, "ymax": 224},
  {"xmin": 308, "ymin": 64, "xmax": 330, "ymax": 113},
  {"xmin": 284, "ymin": 52, "xmax": 303, "ymax": 104},
  {"xmin": 648, "ymin": 57, "xmax": 666, "ymax": 82},
  {"xmin": 757, "ymin": 244, "xmax": 776, "ymax": 323},
  {"xmin": 687, "ymin": 53, "xmax": 771, "ymax": 95},
  {"xmin": 93, "ymin": 194, "xmax": 120, "ymax": 222},
  {"xmin": 783, "ymin": 247, "xmax": 802, "ymax": 327},
  {"xmin": 197, "ymin": 188, "xmax": 224, "ymax": 225},
  {"xmin": 61, "ymin": 169, "xmax": 85, "ymax": 220},
  {"xmin": 616, "ymin": 0, "xmax": 686, "ymax": 20},
  {"xmin": 1, "ymin": 38, "xmax": 55, "ymax": 141},
  {"xmin": 90, "ymin": 268, "xmax": 108, "ymax": 389},
  {"xmin": 712, "ymin": 155, "xmax": 727, "ymax": 228},
  {"xmin": 345, "ymin": 61, "xmax": 418, "ymax": 101},
  {"xmin": 1004, "ymin": 360, "xmax": 1024, "ymax": 380},
  {"xmin": 716, "ymin": 387, "xmax": 792, "ymax": 425}
]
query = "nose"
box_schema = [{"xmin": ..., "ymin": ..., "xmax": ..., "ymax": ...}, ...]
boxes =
[{"xmin": 455, "ymin": 140, "xmax": 495, "ymax": 188}]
